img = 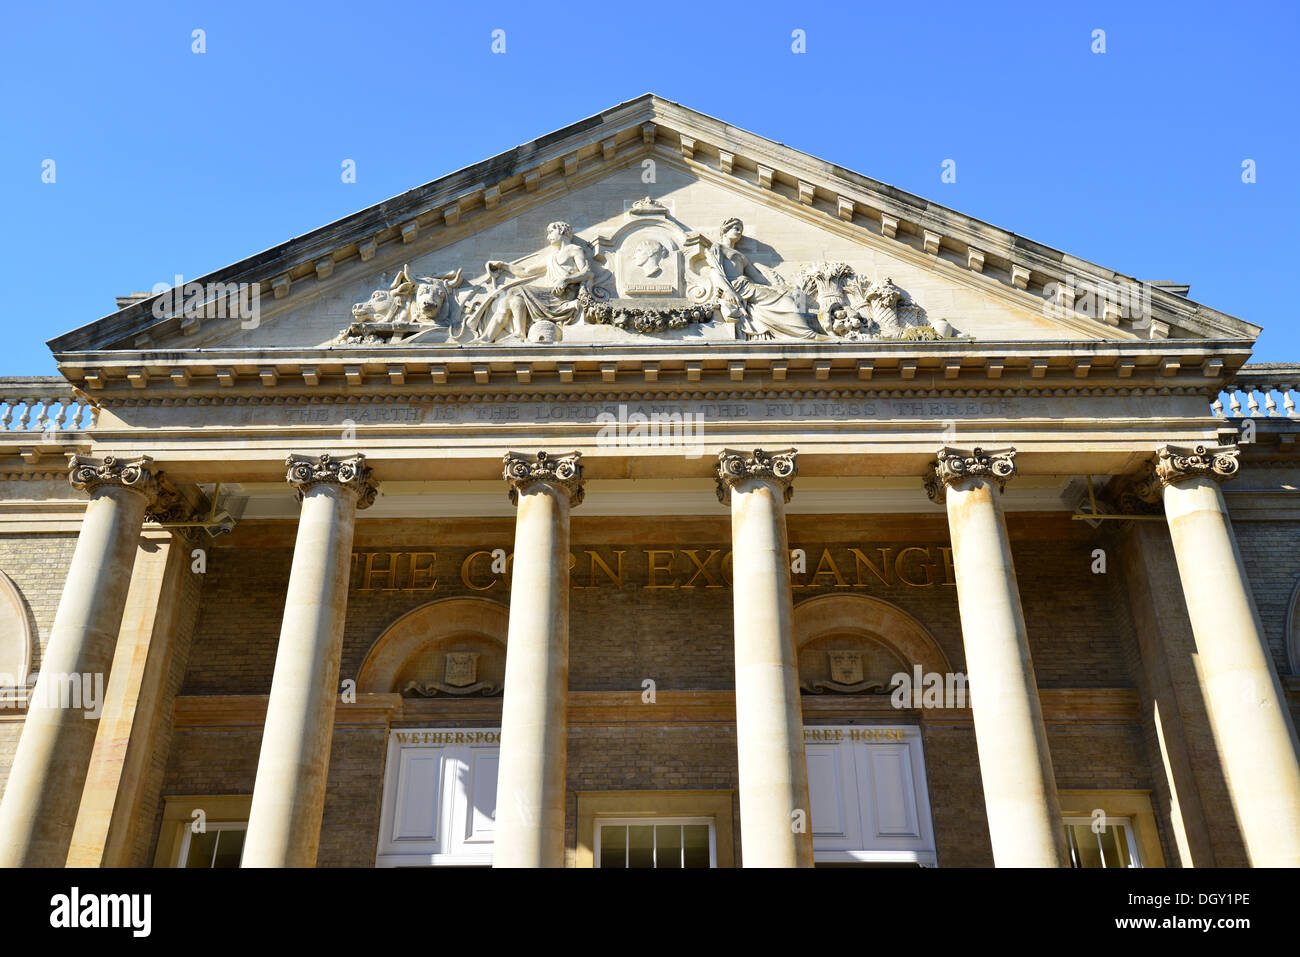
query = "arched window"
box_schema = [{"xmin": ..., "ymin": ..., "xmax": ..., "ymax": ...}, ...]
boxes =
[{"xmin": 0, "ymin": 569, "xmax": 33, "ymax": 701}]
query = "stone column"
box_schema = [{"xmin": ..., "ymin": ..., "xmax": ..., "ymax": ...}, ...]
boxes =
[
  {"xmin": 242, "ymin": 454, "xmax": 376, "ymax": 868},
  {"xmin": 717, "ymin": 448, "xmax": 813, "ymax": 868},
  {"xmin": 0, "ymin": 455, "xmax": 162, "ymax": 867},
  {"xmin": 925, "ymin": 447, "xmax": 1068, "ymax": 868},
  {"xmin": 1132, "ymin": 444, "xmax": 1300, "ymax": 866},
  {"xmin": 68, "ymin": 525, "xmax": 201, "ymax": 867},
  {"xmin": 494, "ymin": 451, "xmax": 583, "ymax": 868},
  {"xmin": 1115, "ymin": 519, "xmax": 1227, "ymax": 866}
]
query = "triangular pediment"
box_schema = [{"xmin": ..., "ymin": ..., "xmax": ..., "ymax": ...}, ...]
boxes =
[{"xmin": 48, "ymin": 94, "xmax": 1259, "ymax": 359}]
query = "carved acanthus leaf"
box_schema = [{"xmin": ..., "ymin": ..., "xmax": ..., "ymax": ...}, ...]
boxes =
[
  {"xmin": 715, "ymin": 447, "xmax": 798, "ymax": 504},
  {"xmin": 68, "ymin": 455, "xmax": 162, "ymax": 502},
  {"xmin": 924, "ymin": 447, "xmax": 1018, "ymax": 504},
  {"xmin": 285, "ymin": 453, "xmax": 378, "ymax": 509},
  {"xmin": 503, "ymin": 450, "xmax": 585, "ymax": 506},
  {"xmin": 1129, "ymin": 444, "xmax": 1241, "ymax": 501}
]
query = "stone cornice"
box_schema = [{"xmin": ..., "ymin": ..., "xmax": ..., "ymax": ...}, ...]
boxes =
[
  {"xmin": 54, "ymin": 339, "xmax": 1254, "ymax": 401},
  {"xmin": 924, "ymin": 446, "xmax": 1017, "ymax": 503},
  {"xmin": 285, "ymin": 452, "xmax": 379, "ymax": 509},
  {"xmin": 503, "ymin": 450, "xmax": 585, "ymax": 506},
  {"xmin": 715, "ymin": 448, "xmax": 798, "ymax": 504}
]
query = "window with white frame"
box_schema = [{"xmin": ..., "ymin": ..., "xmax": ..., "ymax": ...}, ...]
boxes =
[
  {"xmin": 595, "ymin": 818, "xmax": 716, "ymax": 868},
  {"xmin": 1063, "ymin": 816, "xmax": 1142, "ymax": 868},
  {"xmin": 177, "ymin": 821, "xmax": 247, "ymax": 868}
]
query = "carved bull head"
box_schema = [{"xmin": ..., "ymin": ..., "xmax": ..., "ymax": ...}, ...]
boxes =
[
  {"xmin": 412, "ymin": 268, "xmax": 463, "ymax": 324},
  {"xmin": 350, "ymin": 266, "xmax": 464, "ymax": 326},
  {"xmin": 352, "ymin": 289, "xmax": 395, "ymax": 322}
]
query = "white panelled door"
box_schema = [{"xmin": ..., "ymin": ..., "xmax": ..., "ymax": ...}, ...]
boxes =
[
  {"xmin": 376, "ymin": 728, "xmax": 500, "ymax": 867},
  {"xmin": 804, "ymin": 726, "xmax": 937, "ymax": 866}
]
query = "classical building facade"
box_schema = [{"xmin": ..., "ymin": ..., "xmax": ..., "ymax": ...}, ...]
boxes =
[{"xmin": 1, "ymin": 95, "xmax": 1298, "ymax": 868}]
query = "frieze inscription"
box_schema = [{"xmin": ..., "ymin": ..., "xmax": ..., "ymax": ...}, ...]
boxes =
[
  {"xmin": 280, "ymin": 397, "xmax": 1018, "ymax": 427},
  {"xmin": 349, "ymin": 544, "xmax": 957, "ymax": 593}
]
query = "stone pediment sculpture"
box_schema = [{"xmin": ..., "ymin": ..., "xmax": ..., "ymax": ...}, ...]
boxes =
[
  {"xmin": 454, "ymin": 220, "xmax": 616, "ymax": 344},
  {"xmin": 331, "ymin": 203, "xmax": 950, "ymax": 347},
  {"xmin": 334, "ymin": 265, "xmax": 463, "ymax": 345}
]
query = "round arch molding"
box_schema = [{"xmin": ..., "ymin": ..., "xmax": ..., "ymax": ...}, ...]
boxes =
[
  {"xmin": 792, "ymin": 594, "xmax": 952, "ymax": 688},
  {"xmin": 356, "ymin": 597, "xmax": 510, "ymax": 694},
  {"xmin": 0, "ymin": 568, "xmax": 33, "ymax": 694},
  {"xmin": 1287, "ymin": 575, "xmax": 1300, "ymax": 676}
]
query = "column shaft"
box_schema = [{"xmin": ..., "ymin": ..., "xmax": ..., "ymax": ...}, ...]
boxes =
[
  {"xmin": 718, "ymin": 448, "xmax": 813, "ymax": 868},
  {"xmin": 494, "ymin": 451, "xmax": 582, "ymax": 868},
  {"xmin": 1162, "ymin": 474, "xmax": 1300, "ymax": 865},
  {"xmin": 0, "ymin": 457, "xmax": 156, "ymax": 866},
  {"xmin": 68, "ymin": 529, "xmax": 197, "ymax": 866},
  {"xmin": 243, "ymin": 455, "xmax": 373, "ymax": 867},
  {"xmin": 929, "ymin": 448, "xmax": 1067, "ymax": 867}
]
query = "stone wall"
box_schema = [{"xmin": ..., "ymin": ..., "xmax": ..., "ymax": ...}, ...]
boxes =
[{"xmin": 1232, "ymin": 518, "xmax": 1300, "ymax": 674}]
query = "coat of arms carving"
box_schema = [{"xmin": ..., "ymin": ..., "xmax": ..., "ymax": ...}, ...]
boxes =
[
  {"xmin": 800, "ymin": 650, "xmax": 891, "ymax": 696},
  {"xmin": 401, "ymin": 650, "xmax": 500, "ymax": 697},
  {"xmin": 443, "ymin": 652, "xmax": 479, "ymax": 688},
  {"xmin": 828, "ymin": 651, "xmax": 865, "ymax": 685}
]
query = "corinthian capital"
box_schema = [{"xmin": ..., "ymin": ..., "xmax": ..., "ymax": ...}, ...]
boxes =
[
  {"xmin": 68, "ymin": 455, "xmax": 162, "ymax": 502},
  {"xmin": 503, "ymin": 450, "xmax": 584, "ymax": 506},
  {"xmin": 285, "ymin": 453, "xmax": 378, "ymax": 509},
  {"xmin": 924, "ymin": 446, "xmax": 1017, "ymax": 504},
  {"xmin": 1130, "ymin": 444, "xmax": 1240, "ymax": 502},
  {"xmin": 715, "ymin": 448, "xmax": 798, "ymax": 505}
]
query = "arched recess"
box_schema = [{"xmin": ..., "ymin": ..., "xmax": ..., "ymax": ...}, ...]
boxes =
[
  {"xmin": 356, "ymin": 597, "xmax": 509, "ymax": 695},
  {"xmin": 793, "ymin": 594, "xmax": 952, "ymax": 693},
  {"xmin": 0, "ymin": 569, "xmax": 33, "ymax": 693},
  {"xmin": 1287, "ymin": 576, "xmax": 1300, "ymax": 676}
]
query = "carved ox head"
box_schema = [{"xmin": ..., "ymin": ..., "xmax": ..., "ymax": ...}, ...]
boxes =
[
  {"xmin": 412, "ymin": 274, "xmax": 460, "ymax": 324},
  {"xmin": 351, "ymin": 289, "xmax": 394, "ymax": 321},
  {"xmin": 350, "ymin": 268, "xmax": 463, "ymax": 325}
]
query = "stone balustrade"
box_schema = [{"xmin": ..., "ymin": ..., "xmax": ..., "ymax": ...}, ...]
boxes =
[
  {"xmin": 0, "ymin": 377, "xmax": 97, "ymax": 434},
  {"xmin": 1213, "ymin": 363, "xmax": 1300, "ymax": 419}
]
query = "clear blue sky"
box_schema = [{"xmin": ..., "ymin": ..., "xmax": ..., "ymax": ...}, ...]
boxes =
[{"xmin": 2, "ymin": 0, "xmax": 1296, "ymax": 374}]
